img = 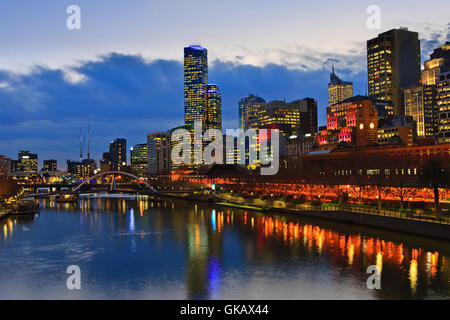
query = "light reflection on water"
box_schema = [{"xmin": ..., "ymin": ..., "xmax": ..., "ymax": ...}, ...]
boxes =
[{"xmin": 0, "ymin": 196, "xmax": 449, "ymax": 300}]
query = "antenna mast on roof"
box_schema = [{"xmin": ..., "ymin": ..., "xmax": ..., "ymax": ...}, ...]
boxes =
[
  {"xmin": 87, "ymin": 123, "xmax": 90, "ymax": 160},
  {"xmin": 79, "ymin": 128, "xmax": 83, "ymax": 161}
]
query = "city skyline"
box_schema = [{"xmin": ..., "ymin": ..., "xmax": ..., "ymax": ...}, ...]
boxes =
[
  {"xmin": 1, "ymin": 36, "xmax": 449, "ymax": 169},
  {"xmin": 0, "ymin": 2, "xmax": 449, "ymax": 165}
]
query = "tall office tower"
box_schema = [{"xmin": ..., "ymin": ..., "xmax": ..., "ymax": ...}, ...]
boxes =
[
  {"xmin": 239, "ymin": 94, "xmax": 266, "ymax": 131},
  {"xmin": 437, "ymin": 72, "xmax": 450, "ymax": 143},
  {"xmin": 17, "ymin": 151, "xmax": 38, "ymax": 173},
  {"xmin": 422, "ymin": 42, "xmax": 450, "ymax": 85},
  {"xmin": 42, "ymin": 159, "xmax": 57, "ymax": 172},
  {"xmin": 184, "ymin": 45, "xmax": 208, "ymax": 128},
  {"xmin": 109, "ymin": 138, "xmax": 127, "ymax": 171},
  {"xmin": 202, "ymin": 84, "xmax": 222, "ymax": 131},
  {"xmin": 328, "ymin": 65, "xmax": 353, "ymax": 106},
  {"xmin": 404, "ymin": 85, "xmax": 437, "ymax": 138},
  {"xmin": 367, "ymin": 28, "xmax": 421, "ymax": 115},
  {"xmin": 130, "ymin": 143, "xmax": 148, "ymax": 177},
  {"xmin": 147, "ymin": 132, "xmax": 170, "ymax": 175}
]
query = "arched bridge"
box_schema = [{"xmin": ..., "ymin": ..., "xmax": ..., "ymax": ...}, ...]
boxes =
[{"xmin": 72, "ymin": 171, "xmax": 158, "ymax": 194}]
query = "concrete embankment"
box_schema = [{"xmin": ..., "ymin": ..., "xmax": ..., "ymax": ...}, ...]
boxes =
[
  {"xmin": 157, "ymin": 193, "xmax": 450, "ymax": 241},
  {"xmin": 273, "ymin": 207, "xmax": 450, "ymax": 241}
]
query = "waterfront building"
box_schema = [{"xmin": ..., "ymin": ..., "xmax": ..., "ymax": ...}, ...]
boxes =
[
  {"xmin": 130, "ymin": 144, "xmax": 148, "ymax": 177},
  {"xmin": 67, "ymin": 159, "xmax": 97, "ymax": 179},
  {"xmin": 148, "ymin": 132, "xmax": 170, "ymax": 175},
  {"xmin": 184, "ymin": 45, "xmax": 208, "ymax": 128},
  {"xmin": 202, "ymin": 84, "xmax": 222, "ymax": 131},
  {"xmin": 239, "ymin": 94, "xmax": 266, "ymax": 131},
  {"xmin": 16, "ymin": 151, "xmax": 38, "ymax": 173},
  {"xmin": 109, "ymin": 138, "xmax": 127, "ymax": 172},
  {"xmin": 328, "ymin": 65, "xmax": 353, "ymax": 106},
  {"xmin": 404, "ymin": 85, "xmax": 437, "ymax": 138},
  {"xmin": 322, "ymin": 96, "xmax": 393, "ymax": 147},
  {"xmin": 437, "ymin": 71, "xmax": 450, "ymax": 143},
  {"xmin": 367, "ymin": 28, "xmax": 421, "ymax": 115},
  {"xmin": 42, "ymin": 159, "xmax": 57, "ymax": 172},
  {"xmin": 302, "ymin": 143, "xmax": 449, "ymax": 186}
]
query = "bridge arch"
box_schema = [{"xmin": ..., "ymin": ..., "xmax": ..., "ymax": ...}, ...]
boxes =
[{"xmin": 72, "ymin": 171, "xmax": 157, "ymax": 193}]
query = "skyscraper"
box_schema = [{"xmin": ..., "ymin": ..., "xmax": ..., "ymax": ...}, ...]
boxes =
[
  {"xmin": 404, "ymin": 85, "xmax": 437, "ymax": 138},
  {"xmin": 130, "ymin": 144, "xmax": 148, "ymax": 177},
  {"xmin": 328, "ymin": 65, "xmax": 353, "ymax": 106},
  {"xmin": 239, "ymin": 94, "xmax": 266, "ymax": 131},
  {"xmin": 202, "ymin": 84, "xmax": 222, "ymax": 131},
  {"xmin": 437, "ymin": 71, "xmax": 450, "ymax": 143},
  {"xmin": 184, "ymin": 45, "xmax": 208, "ymax": 128},
  {"xmin": 147, "ymin": 132, "xmax": 170, "ymax": 175},
  {"xmin": 367, "ymin": 28, "xmax": 421, "ymax": 115},
  {"xmin": 109, "ymin": 138, "xmax": 127, "ymax": 171}
]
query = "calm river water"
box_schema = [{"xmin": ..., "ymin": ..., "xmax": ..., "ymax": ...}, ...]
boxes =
[{"xmin": 0, "ymin": 195, "xmax": 449, "ymax": 299}]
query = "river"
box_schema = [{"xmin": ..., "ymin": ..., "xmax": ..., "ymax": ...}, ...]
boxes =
[{"xmin": 0, "ymin": 195, "xmax": 449, "ymax": 299}]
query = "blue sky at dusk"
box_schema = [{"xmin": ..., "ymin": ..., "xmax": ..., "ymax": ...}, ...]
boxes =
[{"xmin": 0, "ymin": 0, "xmax": 449, "ymax": 166}]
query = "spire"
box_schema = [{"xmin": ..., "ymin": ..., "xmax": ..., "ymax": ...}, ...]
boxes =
[{"xmin": 331, "ymin": 61, "xmax": 335, "ymax": 75}]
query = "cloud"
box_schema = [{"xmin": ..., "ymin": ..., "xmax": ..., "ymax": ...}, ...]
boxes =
[{"xmin": 0, "ymin": 52, "xmax": 366, "ymax": 167}]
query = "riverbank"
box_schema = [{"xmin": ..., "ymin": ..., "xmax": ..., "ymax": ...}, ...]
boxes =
[{"xmin": 157, "ymin": 192, "xmax": 450, "ymax": 241}]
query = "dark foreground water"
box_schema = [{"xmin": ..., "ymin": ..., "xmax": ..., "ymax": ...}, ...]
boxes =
[{"xmin": 0, "ymin": 195, "xmax": 449, "ymax": 299}]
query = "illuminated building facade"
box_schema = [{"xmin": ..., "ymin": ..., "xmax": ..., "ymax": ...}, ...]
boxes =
[
  {"xmin": 422, "ymin": 42, "xmax": 450, "ymax": 85},
  {"xmin": 130, "ymin": 144, "xmax": 148, "ymax": 177},
  {"xmin": 16, "ymin": 151, "xmax": 38, "ymax": 173},
  {"xmin": 378, "ymin": 116, "xmax": 416, "ymax": 147},
  {"xmin": 109, "ymin": 138, "xmax": 127, "ymax": 172},
  {"xmin": 404, "ymin": 85, "xmax": 437, "ymax": 138},
  {"xmin": 184, "ymin": 45, "xmax": 208, "ymax": 128},
  {"xmin": 437, "ymin": 72, "xmax": 450, "ymax": 143},
  {"xmin": 202, "ymin": 84, "xmax": 222, "ymax": 131},
  {"xmin": 322, "ymin": 96, "xmax": 393, "ymax": 146},
  {"xmin": 148, "ymin": 132, "xmax": 170, "ymax": 175},
  {"xmin": 67, "ymin": 159, "xmax": 97, "ymax": 179},
  {"xmin": 239, "ymin": 94, "xmax": 266, "ymax": 131},
  {"xmin": 328, "ymin": 65, "xmax": 353, "ymax": 106},
  {"xmin": 303, "ymin": 143, "xmax": 450, "ymax": 185},
  {"xmin": 355, "ymin": 100, "xmax": 379, "ymax": 147},
  {"xmin": 249, "ymin": 98, "xmax": 317, "ymax": 138},
  {"xmin": 367, "ymin": 28, "xmax": 421, "ymax": 115},
  {"xmin": 42, "ymin": 159, "xmax": 57, "ymax": 172}
]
